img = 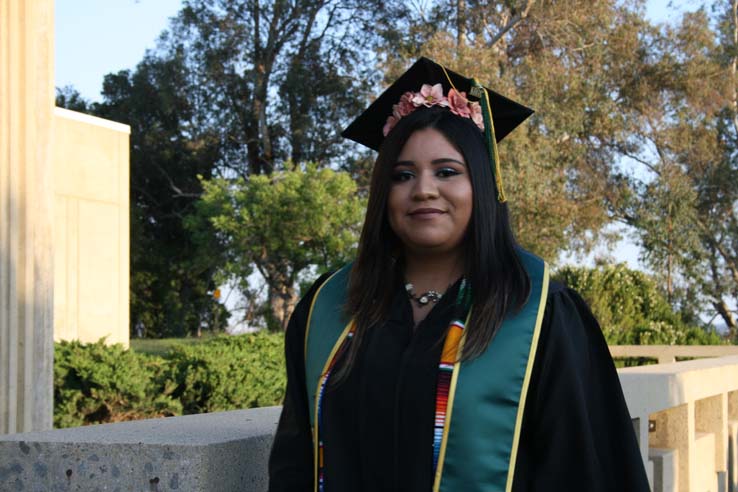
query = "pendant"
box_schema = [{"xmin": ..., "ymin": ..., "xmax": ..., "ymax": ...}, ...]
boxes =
[{"xmin": 405, "ymin": 282, "xmax": 443, "ymax": 307}]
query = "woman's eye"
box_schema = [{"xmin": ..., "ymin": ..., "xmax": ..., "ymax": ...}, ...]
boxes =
[
  {"xmin": 391, "ymin": 170, "xmax": 414, "ymax": 182},
  {"xmin": 437, "ymin": 167, "xmax": 461, "ymax": 178}
]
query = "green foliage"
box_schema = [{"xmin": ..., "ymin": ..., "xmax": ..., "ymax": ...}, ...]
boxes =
[
  {"xmin": 168, "ymin": 0, "xmax": 386, "ymax": 173},
  {"xmin": 53, "ymin": 340, "xmax": 181, "ymax": 428},
  {"xmin": 89, "ymin": 51, "xmax": 226, "ymax": 338},
  {"xmin": 378, "ymin": 0, "xmax": 644, "ymax": 260},
  {"xmin": 554, "ymin": 264, "xmax": 723, "ymax": 345},
  {"xmin": 164, "ymin": 333, "xmax": 286, "ymax": 413},
  {"xmin": 60, "ymin": 0, "xmax": 738, "ymax": 339},
  {"xmin": 191, "ymin": 165, "xmax": 365, "ymax": 329},
  {"xmin": 54, "ymin": 333, "xmax": 286, "ymax": 428}
]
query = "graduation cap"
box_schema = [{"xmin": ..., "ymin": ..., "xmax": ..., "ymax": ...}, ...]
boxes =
[{"xmin": 341, "ymin": 57, "xmax": 534, "ymax": 202}]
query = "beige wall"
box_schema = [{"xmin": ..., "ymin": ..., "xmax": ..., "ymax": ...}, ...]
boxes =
[
  {"xmin": 1, "ymin": 0, "xmax": 56, "ymax": 434},
  {"xmin": 52, "ymin": 107, "xmax": 130, "ymax": 348}
]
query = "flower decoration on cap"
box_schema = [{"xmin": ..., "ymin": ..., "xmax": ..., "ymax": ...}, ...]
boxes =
[{"xmin": 382, "ymin": 83, "xmax": 484, "ymax": 137}]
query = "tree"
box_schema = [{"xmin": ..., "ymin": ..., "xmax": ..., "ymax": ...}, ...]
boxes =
[
  {"xmin": 372, "ymin": 0, "xmax": 738, "ymax": 337},
  {"xmin": 374, "ymin": 0, "xmax": 654, "ymax": 260},
  {"xmin": 55, "ymin": 86, "xmax": 90, "ymax": 112},
  {"xmin": 604, "ymin": 5, "xmax": 738, "ymax": 338},
  {"xmin": 91, "ymin": 52, "xmax": 227, "ymax": 337},
  {"xmin": 160, "ymin": 0, "xmax": 392, "ymax": 177},
  {"xmin": 96, "ymin": 0, "xmax": 395, "ymax": 333},
  {"xmin": 190, "ymin": 165, "xmax": 365, "ymax": 329}
]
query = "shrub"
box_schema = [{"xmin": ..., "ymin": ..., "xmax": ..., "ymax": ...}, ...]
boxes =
[
  {"xmin": 554, "ymin": 264, "xmax": 723, "ymax": 345},
  {"xmin": 165, "ymin": 332, "xmax": 286, "ymax": 414},
  {"xmin": 54, "ymin": 332, "xmax": 287, "ymax": 427},
  {"xmin": 54, "ymin": 340, "xmax": 182, "ymax": 428}
]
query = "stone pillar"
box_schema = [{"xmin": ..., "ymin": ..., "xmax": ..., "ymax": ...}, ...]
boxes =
[
  {"xmin": 696, "ymin": 393, "xmax": 728, "ymax": 489},
  {"xmin": 0, "ymin": 0, "xmax": 55, "ymax": 434},
  {"xmin": 651, "ymin": 402, "xmax": 692, "ymax": 492}
]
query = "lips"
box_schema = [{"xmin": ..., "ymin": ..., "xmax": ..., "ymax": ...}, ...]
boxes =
[{"xmin": 408, "ymin": 208, "xmax": 445, "ymax": 217}]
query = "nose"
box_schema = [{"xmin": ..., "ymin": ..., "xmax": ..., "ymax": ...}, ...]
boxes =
[{"xmin": 411, "ymin": 170, "xmax": 439, "ymax": 201}]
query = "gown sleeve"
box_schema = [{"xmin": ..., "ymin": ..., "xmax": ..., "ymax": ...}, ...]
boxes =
[
  {"xmin": 512, "ymin": 282, "xmax": 651, "ymax": 492},
  {"xmin": 268, "ymin": 274, "xmax": 331, "ymax": 492}
]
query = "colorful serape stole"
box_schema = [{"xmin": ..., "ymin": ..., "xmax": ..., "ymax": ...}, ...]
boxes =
[
  {"xmin": 315, "ymin": 329, "xmax": 355, "ymax": 492},
  {"xmin": 432, "ymin": 279, "xmax": 471, "ymax": 473}
]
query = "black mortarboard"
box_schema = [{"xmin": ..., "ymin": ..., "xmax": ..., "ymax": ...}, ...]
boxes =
[{"xmin": 341, "ymin": 57, "xmax": 534, "ymax": 152}]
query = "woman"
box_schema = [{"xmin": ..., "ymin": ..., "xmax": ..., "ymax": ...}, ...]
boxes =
[{"xmin": 268, "ymin": 58, "xmax": 650, "ymax": 492}]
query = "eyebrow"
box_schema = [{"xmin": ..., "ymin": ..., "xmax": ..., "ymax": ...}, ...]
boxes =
[{"xmin": 393, "ymin": 158, "xmax": 466, "ymax": 168}]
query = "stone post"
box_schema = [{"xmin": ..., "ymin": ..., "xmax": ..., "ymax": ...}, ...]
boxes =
[{"xmin": 0, "ymin": 0, "xmax": 55, "ymax": 434}]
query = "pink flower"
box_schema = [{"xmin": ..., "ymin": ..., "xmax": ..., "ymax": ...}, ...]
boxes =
[
  {"xmin": 411, "ymin": 83, "xmax": 448, "ymax": 107},
  {"xmin": 383, "ymin": 115, "xmax": 398, "ymax": 136},
  {"xmin": 396, "ymin": 92, "xmax": 416, "ymax": 115},
  {"xmin": 447, "ymin": 89, "xmax": 471, "ymax": 118},
  {"xmin": 470, "ymin": 102, "xmax": 484, "ymax": 130}
]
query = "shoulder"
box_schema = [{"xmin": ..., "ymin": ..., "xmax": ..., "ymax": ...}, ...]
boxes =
[
  {"xmin": 543, "ymin": 281, "xmax": 604, "ymax": 342},
  {"xmin": 296, "ymin": 271, "xmax": 336, "ymax": 314},
  {"xmin": 284, "ymin": 271, "xmax": 336, "ymax": 349},
  {"xmin": 536, "ymin": 279, "xmax": 613, "ymax": 380}
]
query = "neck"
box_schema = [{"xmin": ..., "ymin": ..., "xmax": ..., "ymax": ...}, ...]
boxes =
[{"xmin": 402, "ymin": 250, "xmax": 464, "ymax": 293}]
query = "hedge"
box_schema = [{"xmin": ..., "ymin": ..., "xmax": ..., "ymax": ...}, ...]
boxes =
[{"xmin": 54, "ymin": 332, "xmax": 285, "ymax": 428}]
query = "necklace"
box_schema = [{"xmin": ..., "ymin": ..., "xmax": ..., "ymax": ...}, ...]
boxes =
[{"xmin": 405, "ymin": 282, "xmax": 443, "ymax": 306}]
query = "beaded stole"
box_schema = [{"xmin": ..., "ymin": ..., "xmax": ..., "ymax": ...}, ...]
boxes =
[
  {"xmin": 432, "ymin": 279, "xmax": 471, "ymax": 473},
  {"xmin": 314, "ymin": 280, "xmax": 471, "ymax": 490}
]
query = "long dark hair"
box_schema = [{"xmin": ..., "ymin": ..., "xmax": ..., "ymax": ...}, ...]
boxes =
[{"xmin": 335, "ymin": 106, "xmax": 530, "ymax": 384}]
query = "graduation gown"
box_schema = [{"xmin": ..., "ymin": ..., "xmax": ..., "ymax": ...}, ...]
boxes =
[{"xmin": 268, "ymin": 273, "xmax": 650, "ymax": 492}]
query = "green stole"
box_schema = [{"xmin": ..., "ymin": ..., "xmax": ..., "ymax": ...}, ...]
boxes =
[{"xmin": 304, "ymin": 250, "xmax": 549, "ymax": 492}]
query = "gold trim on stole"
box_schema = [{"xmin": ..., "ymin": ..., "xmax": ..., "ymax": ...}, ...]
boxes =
[
  {"xmin": 311, "ymin": 320, "xmax": 354, "ymax": 492},
  {"xmin": 432, "ymin": 262, "xmax": 550, "ymax": 492},
  {"xmin": 505, "ymin": 262, "xmax": 549, "ymax": 491}
]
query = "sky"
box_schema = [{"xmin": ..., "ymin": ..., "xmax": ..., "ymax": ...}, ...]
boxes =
[
  {"xmin": 54, "ymin": 0, "xmax": 698, "ymax": 272},
  {"xmin": 55, "ymin": 0, "xmax": 698, "ymax": 103}
]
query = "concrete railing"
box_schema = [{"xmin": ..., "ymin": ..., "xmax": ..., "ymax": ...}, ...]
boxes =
[
  {"xmin": 619, "ymin": 356, "xmax": 738, "ymax": 492},
  {"xmin": 2, "ymin": 354, "xmax": 738, "ymax": 491},
  {"xmin": 610, "ymin": 345, "xmax": 738, "ymax": 364}
]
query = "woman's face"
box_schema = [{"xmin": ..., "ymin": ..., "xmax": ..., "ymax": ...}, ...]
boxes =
[{"xmin": 387, "ymin": 127, "xmax": 473, "ymax": 257}]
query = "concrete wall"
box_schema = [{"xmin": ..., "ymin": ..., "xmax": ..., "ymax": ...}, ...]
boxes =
[
  {"xmin": 52, "ymin": 108, "xmax": 131, "ymax": 348},
  {"xmin": 0, "ymin": 0, "xmax": 56, "ymax": 435},
  {"xmin": 0, "ymin": 407, "xmax": 278, "ymax": 492}
]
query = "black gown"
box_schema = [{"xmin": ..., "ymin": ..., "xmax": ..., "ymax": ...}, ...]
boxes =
[{"xmin": 268, "ymin": 273, "xmax": 650, "ymax": 492}]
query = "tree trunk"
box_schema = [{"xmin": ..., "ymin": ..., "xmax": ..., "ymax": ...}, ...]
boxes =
[
  {"xmin": 666, "ymin": 211, "xmax": 673, "ymax": 303},
  {"xmin": 457, "ymin": 0, "xmax": 467, "ymax": 51},
  {"xmin": 730, "ymin": 0, "xmax": 738, "ymax": 135},
  {"xmin": 713, "ymin": 298, "xmax": 737, "ymax": 341},
  {"xmin": 268, "ymin": 282, "xmax": 298, "ymax": 331}
]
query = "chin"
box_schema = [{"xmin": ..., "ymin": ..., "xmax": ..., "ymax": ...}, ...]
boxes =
[{"xmin": 403, "ymin": 237, "xmax": 463, "ymax": 256}]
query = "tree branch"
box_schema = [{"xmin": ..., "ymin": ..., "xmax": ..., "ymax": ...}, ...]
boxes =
[
  {"xmin": 487, "ymin": 0, "xmax": 535, "ymax": 47},
  {"xmin": 730, "ymin": 0, "xmax": 738, "ymax": 135}
]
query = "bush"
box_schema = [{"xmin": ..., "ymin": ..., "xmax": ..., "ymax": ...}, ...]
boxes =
[
  {"xmin": 54, "ymin": 340, "xmax": 182, "ymax": 428},
  {"xmin": 165, "ymin": 332, "xmax": 286, "ymax": 413},
  {"xmin": 554, "ymin": 264, "xmax": 723, "ymax": 345},
  {"xmin": 54, "ymin": 332, "xmax": 286, "ymax": 428}
]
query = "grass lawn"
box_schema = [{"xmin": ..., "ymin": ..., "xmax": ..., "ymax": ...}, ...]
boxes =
[{"xmin": 130, "ymin": 334, "xmax": 217, "ymax": 356}]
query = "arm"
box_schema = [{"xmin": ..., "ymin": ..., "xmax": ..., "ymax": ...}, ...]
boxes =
[
  {"xmin": 513, "ymin": 283, "xmax": 650, "ymax": 492},
  {"xmin": 268, "ymin": 274, "xmax": 332, "ymax": 492}
]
